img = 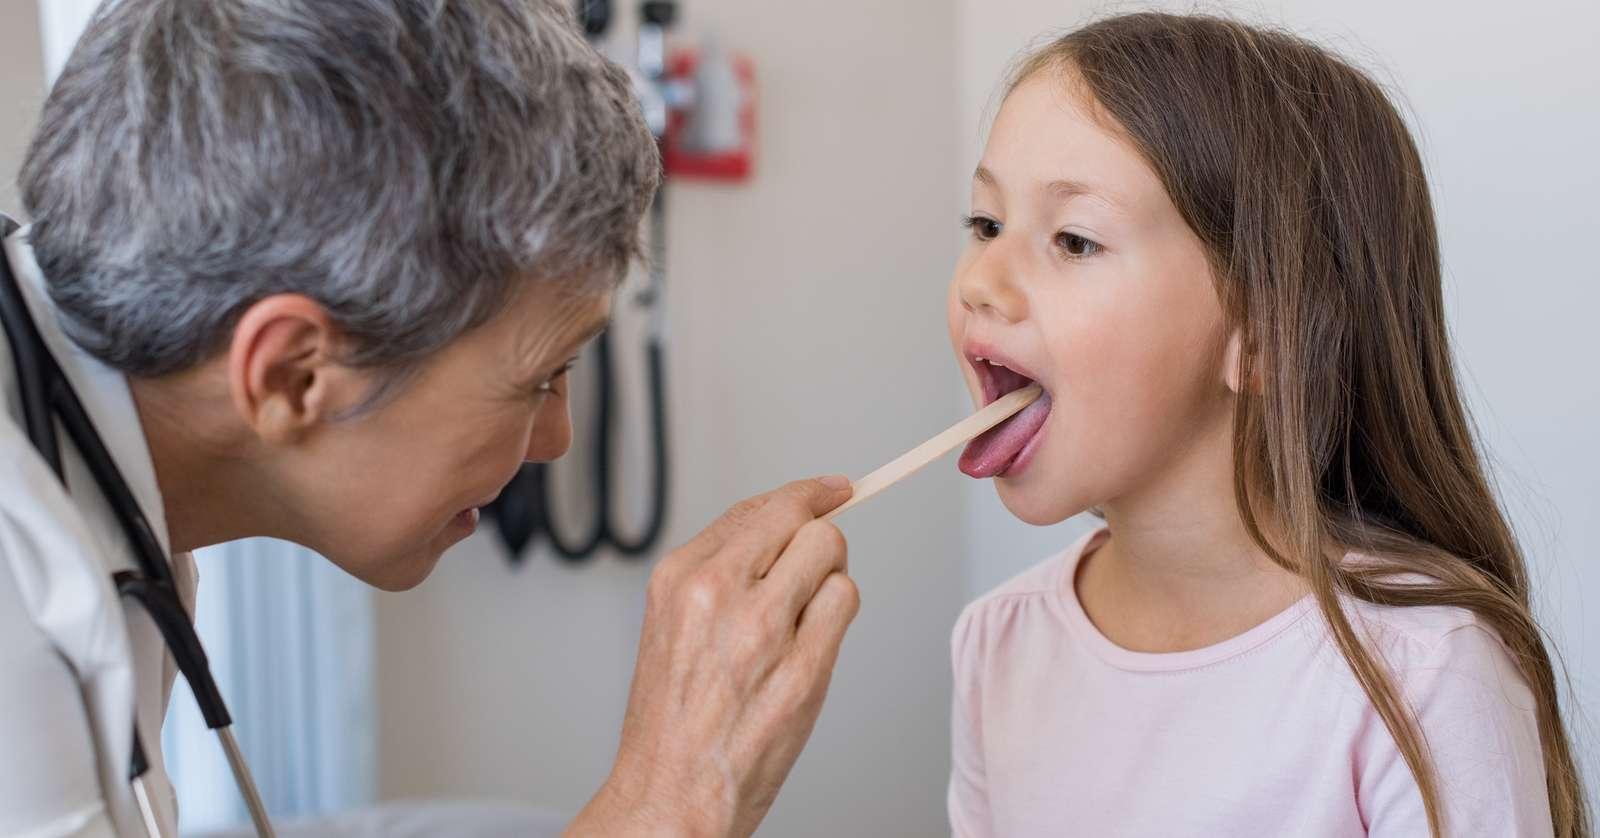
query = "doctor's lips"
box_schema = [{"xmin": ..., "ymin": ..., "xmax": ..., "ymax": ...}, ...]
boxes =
[
  {"xmin": 452, "ymin": 491, "xmax": 503, "ymax": 533},
  {"xmin": 959, "ymin": 346, "xmax": 1054, "ymax": 479}
]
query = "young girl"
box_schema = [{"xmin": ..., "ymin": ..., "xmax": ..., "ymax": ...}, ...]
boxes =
[{"xmin": 947, "ymin": 13, "xmax": 1587, "ymax": 838}]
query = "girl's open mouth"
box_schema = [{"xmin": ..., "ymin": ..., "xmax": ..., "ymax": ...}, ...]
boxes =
[{"xmin": 960, "ymin": 355, "xmax": 1053, "ymax": 478}]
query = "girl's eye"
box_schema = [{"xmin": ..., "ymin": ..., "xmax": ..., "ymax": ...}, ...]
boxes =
[
  {"xmin": 1056, "ymin": 232, "xmax": 1102, "ymax": 258},
  {"xmin": 961, "ymin": 214, "xmax": 1002, "ymax": 242}
]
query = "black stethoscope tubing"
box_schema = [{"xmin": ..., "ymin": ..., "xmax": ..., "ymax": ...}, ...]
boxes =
[{"xmin": 532, "ymin": 324, "xmax": 670, "ymax": 559}]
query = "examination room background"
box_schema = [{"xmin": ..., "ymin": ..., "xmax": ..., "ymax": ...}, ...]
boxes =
[{"xmin": 1, "ymin": 0, "xmax": 1595, "ymax": 836}]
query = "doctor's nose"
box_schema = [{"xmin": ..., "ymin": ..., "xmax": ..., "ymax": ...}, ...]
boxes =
[
  {"xmin": 957, "ymin": 241, "xmax": 1029, "ymax": 324},
  {"xmin": 526, "ymin": 399, "xmax": 573, "ymax": 463}
]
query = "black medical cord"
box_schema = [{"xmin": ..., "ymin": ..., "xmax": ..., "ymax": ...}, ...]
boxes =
[
  {"xmin": 542, "ymin": 328, "xmax": 670, "ymax": 559},
  {"xmin": 575, "ymin": 0, "xmax": 612, "ymax": 38}
]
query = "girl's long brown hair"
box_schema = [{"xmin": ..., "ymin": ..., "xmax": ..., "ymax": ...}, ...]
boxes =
[{"xmin": 1013, "ymin": 13, "xmax": 1588, "ymax": 837}]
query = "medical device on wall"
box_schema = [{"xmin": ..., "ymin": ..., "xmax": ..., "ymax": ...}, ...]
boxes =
[{"xmin": 485, "ymin": 0, "xmax": 757, "ymax": 564}]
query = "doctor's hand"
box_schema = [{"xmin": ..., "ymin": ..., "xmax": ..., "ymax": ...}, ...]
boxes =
[{"xmin": 567, "ymin": 477, "xmax": 859, "ymax": 838}]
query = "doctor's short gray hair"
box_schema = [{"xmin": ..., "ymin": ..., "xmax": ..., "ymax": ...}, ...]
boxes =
[{"xmin": 18, "ymin": 0, "xmax": 659, "ymax": 378}]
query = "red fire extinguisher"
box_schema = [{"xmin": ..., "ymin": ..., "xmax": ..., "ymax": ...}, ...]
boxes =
[{"xmin": 660, "ymin": 39, "xmax": 757, "ymax": 182}]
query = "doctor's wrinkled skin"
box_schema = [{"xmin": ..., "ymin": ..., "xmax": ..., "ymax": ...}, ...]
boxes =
[{"xmin": 0, "ymin": 1, "xmax": 857, "ymax": 835}]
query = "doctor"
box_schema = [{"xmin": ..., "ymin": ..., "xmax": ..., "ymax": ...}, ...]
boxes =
[{"xmin": 0, "ymin": 1, "xmax": 859, "ymax": 836}]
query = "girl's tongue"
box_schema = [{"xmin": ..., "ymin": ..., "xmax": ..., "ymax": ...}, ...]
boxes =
[{"xmin": 959, "ymin": 391, "xmax": 1052, "ymax": 478}]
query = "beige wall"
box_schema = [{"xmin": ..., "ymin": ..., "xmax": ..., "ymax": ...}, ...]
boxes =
[
  {"xmin": 0, "ymin": 0, "xmax": 44, "ymax": 217},
  {"xmin": 374, "ymin": 2, "xmax": 967, "ymax": 835}
]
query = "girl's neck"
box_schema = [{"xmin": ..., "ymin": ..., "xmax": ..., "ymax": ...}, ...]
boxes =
[{"xmin": 1076, "ymin": 437, "xmax": 1309, "ymax": 653}]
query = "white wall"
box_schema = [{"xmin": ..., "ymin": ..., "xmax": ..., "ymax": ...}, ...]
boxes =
[
  {"xmin": 956, "ymin": 0, "xmax": 1600, "ymax": 805},
  {"xmin": 0, "ymin": 0, "xmax": 44, "ymax": 216},
  {"xmin": 374, "ymin": 3, "xmax": 967, "ymax": 836}
]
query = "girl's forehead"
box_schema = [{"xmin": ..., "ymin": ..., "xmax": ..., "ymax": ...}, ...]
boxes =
[{"xmin": 979, "ymin": 76, "xmax": 1161, "ymax": 213}]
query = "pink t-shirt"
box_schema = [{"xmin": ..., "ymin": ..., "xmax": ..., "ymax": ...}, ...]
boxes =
[{"xmin": 949, "ymin": 528, "xmax": 1553, "ymax": 837}]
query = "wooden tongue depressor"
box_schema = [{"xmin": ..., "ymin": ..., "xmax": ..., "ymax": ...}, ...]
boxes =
[{"xmin": 824, "ymin": 384, "xmax": 1043, "ymax": 521}]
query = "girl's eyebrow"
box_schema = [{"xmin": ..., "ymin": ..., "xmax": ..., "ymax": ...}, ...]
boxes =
[
  {"xmin": 974, "ymin": 165, "xmax": 1119, "ymax": 210},
  {"xmin": 1046, "ymin": 178, "xmax": 1103, "ymax": 201}
]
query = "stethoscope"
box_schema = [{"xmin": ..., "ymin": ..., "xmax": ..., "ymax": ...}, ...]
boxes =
[{"xmin": 0, "ymin": 223, "xmax": 275, "ymax": 838}]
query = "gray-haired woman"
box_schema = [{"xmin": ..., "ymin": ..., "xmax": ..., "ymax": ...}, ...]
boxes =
[{"xmin": 0, "ymin": 2, "xmax": 857, "ymax": 836}]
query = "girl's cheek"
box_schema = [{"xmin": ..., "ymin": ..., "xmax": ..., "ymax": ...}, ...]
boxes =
[
  {"xmin": 1045, "ymin": 291, "xmax": 1165, "ymax": 418},
  {"xmin": 1036, "ymin": 291, "xmax": 1100, "ymax": 373}
]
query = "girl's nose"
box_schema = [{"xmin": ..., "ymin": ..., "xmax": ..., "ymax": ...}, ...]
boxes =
[{"xmin": 958, "ymin": 242, "xmax": 1029, "ymax": 323}]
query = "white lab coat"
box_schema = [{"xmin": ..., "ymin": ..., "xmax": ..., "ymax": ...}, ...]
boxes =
[{"xmin": 0, "ymin": 220, "xmax": 193, "ymax": 837}]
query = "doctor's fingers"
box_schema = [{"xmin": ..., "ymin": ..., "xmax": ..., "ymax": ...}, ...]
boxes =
[
  {"xmin": 791, "ymin": 571, "xmax": 860, "ymax": 679},
  {"xmin": 761, "ymin": 519, "xmax": 849, "ymax": 622},
  {"xmin": 675, "ymin": 476, "xmax": 851, "ymax": 562},
  {"xmin": 681, "ymin": 478, "xmax": 851, "ymax": 574}
]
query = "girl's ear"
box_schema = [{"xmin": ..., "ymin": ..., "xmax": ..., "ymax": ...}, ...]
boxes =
[{"xmin": 1221, "ymin": 329, "xmax": 1262, "ymax": 395}]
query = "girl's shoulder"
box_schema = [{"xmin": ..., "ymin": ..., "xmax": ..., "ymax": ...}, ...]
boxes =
[
  {"xmin": 957, "ymin": 527, "xmax": 1105, "ymax": 624},
  {"xmin": 1333, "ymin": 582, "xmax": 1549, "ymax": 834},
  {"xmin": 951, "ymin": 528, "xmax": 1106, "ymax": 665},
  {"xmin": 951, "ymin": 549, "xmax": 1066, "ymax": 652},
  {"xmin": 1333, "ymin": 567, "xmax": 1518, "ymax": 675},
  {"xmin": 1324, "ymin": 575, "xmax": 1533, "ymax": 714}
]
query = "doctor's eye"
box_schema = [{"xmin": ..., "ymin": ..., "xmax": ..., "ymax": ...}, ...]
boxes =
[
  {"xmin": 961, "ymin": 214, "xmax": 1002, "ymax": 242},
  {"xmin": 533, "ymin": 359, "xmax": 579, "ymax": 395}
]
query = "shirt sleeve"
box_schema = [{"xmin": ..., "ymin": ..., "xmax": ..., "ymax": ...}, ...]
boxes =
[
  {"xmin": 1359, "ymin": 622, "xmax": 1554, "ymax": 837},
  {"xmin": 0, "ymin": 535, "xmax": 120, "ymax": 837},
  {"xmin": 949, "ymin": 602, "xmax": 992, "ymax": 838}
]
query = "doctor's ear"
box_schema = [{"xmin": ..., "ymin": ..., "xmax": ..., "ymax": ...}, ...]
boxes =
[{"xmin": 226, "ymin": 295, "xmax": 365, "ymax": 443}]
